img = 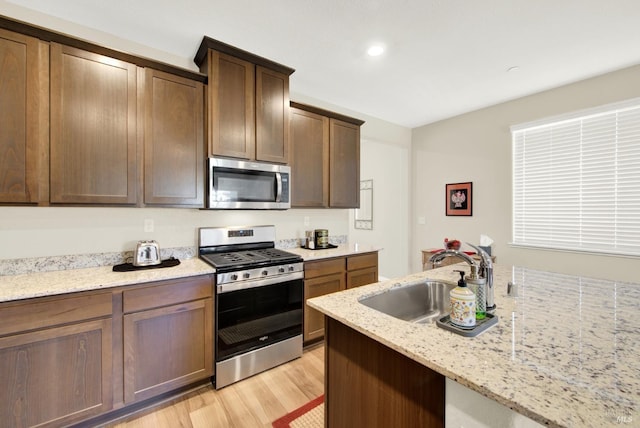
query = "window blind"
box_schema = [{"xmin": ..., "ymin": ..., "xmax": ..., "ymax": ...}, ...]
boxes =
[{"xmin": 512, "ymin": 99, "xmax": 640, "ymax": 256}]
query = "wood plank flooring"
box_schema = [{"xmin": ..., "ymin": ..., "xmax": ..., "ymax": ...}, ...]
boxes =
[{"xmin": 103, "ymin": 343, "xmax": 324, "ymax": 428}]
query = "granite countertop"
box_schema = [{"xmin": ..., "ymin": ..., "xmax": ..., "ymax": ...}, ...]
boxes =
[
  {"xmin": 0, "ymin": 258, "xmax": 216, "ymax": 303},
  {"xmin": 0, "ymin": 243, "xmax": 380, "ymax": 303},
  {"xmin": 307, "ymin": 263, "xmax": 639, "ymax": 427},
  {"xmin": 286, "ymin": 243, "xmax": 381, "ymax": 261}
]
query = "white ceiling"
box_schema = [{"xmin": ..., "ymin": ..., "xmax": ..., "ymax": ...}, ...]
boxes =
[{"xmin": 6, "ymin": 0, "xmax": 640, "ymax": 128}]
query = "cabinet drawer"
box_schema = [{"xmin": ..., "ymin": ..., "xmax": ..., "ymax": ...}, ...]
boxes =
[
  {"xmin": 347, "ymin": 252, "xmax": 378, "ymax": 271},
  {"xmin": 0, "ymin": 292, "xmax": 113, "ymax": 337},
  {"xmin": 304, "ymin": 258, "xmax": 345, "ymax": 279},
  {"xmin": 123, "ymin": 275, "xmax": 213, "ymax": 313}
]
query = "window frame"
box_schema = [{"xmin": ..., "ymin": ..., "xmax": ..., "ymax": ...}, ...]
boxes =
[{"xmin": 511, "ymin": 98, "xmax": 640, "ymax": 257}]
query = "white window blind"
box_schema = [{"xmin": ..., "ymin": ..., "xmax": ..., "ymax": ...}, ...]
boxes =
[{"xmin": 512, "ymin": 99, "xmax": 640, "ymax": 256}]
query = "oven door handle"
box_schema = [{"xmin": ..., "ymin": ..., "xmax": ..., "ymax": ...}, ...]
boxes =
[
  {"xmin": 217, "ymin": 271, "xmax": 303, "ymax": 294},
  {"xmin": 275, "ymin": 172, "xmax": 283, "ymax": 202}
]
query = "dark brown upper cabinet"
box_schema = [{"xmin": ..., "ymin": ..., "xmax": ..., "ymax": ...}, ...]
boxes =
[
  {"xmin": 329, "ymin": 118, "xmax": 361, "ymax": 208},
  {"xmin": 49, "ymin": 43, "xmax": 138, "ymax": 205},
  {"xmin": 290, "ymin": 106, "xmax": 329, "ymax": 207},
  {"xmin": 0, "ymin": 28, "xmax": 47, "ymax": 204},
  {"xmin": 195, "ymin": 37, "xmax": 294, "ymax": 164},
  {"xmin": 143, "ymin": 68, "xmax": 204, "ymax": 207},
  {"xmin": 1, "ymin": 15, "xmax": 207, "ymax": 207},
  {"xmin": 290, "ymin": 102, "xmax": 364, "ymax": 208}
]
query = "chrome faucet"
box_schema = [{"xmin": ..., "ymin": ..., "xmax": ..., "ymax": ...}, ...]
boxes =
[{"xmin": 428, "ymin": 243, "xmax": 495, "ymax": 312}]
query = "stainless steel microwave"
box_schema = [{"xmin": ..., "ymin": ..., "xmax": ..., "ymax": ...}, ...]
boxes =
[{"xmin": 207, "ymin": 157, "xmax": 291, "ymax": 209}]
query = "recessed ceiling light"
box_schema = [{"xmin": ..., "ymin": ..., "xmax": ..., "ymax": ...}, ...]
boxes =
[{"xmin": 367, "ymin": 45, "xmax": 384, "ymax": 57}]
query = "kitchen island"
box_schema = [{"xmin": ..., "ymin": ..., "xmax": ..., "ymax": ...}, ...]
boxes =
[{"xmin": 307, "ymin": 263, "xmax": 639, "ymax": 428}]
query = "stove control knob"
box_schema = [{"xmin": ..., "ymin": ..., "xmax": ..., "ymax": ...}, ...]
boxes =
[
  {"xmin": 288, "ymin": 265, "xmax": 295, "ymax": 272},
  {"xmin": 278, "ymin": 267, "xmax": 285, "ymax": 273},
  {"xmin": 243, "ymin": 273, "xmax": 250, "ymax": 279},
  {"xmin": 231, "ymin": 274, "xmax": 238, "ymax": 281},
  {"xmin": 262, "ymin": 270, "xmax": 268, "ymax": 276}
]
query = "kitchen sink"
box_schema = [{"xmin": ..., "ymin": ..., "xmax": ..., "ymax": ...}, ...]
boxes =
[{"xmin": 358, "ymin": 280, "xmax": 455, "ymax": 323}]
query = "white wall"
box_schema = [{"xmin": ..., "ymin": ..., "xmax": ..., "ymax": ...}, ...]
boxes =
[
  {"xmin": 292, "ymin": 94, "xmax": 413, "ymax": 279},
  {"xmin": 411, "ymin": 63, "xmax": 640, "ymax": 283},
  {"xmin": 350, "ymin": 138, "xmax": 411, "ymax": 278},
  {"xmin": 0, "ymin": 207, "xmax": 350, "ymax": 259}
]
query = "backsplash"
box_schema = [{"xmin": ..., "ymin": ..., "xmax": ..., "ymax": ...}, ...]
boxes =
[{"xmin": 0, "ymin": 235, "xmax": 348, "ymax": 276}]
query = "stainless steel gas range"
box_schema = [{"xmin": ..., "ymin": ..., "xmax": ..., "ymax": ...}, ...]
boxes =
[{"xmin": 198, "ymin": 225, "xmax": 304, "ymax": 389}]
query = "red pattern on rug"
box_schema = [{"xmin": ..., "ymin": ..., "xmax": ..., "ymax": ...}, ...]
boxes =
[{"xmin": 272, "ymin": 395, "xmax": 324, "ymax": 428}]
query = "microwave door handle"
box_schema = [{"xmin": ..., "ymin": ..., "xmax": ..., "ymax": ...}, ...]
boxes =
[{"xmin": 275, "ymin": 172, "xmax": 283, "ymax": 202}]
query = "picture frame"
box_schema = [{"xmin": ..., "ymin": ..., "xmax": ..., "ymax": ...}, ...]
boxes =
[
  {"xmin": 354, "ymin": 179, "xmax": 373, "ymax": 230},
  {"xmin": 446, "ymin": 182, "xmax": 472, "ymax": 216}
]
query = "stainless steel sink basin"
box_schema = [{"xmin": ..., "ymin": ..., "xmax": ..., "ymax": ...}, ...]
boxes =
[{"xmin": 358, "ymin": 280, "xmax": 455, "ymax": 323}]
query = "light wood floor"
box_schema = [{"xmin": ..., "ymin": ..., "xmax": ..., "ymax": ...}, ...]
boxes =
[{"xmin": 104, "ymin": 343, "xmax": 325, "ymax": 428}]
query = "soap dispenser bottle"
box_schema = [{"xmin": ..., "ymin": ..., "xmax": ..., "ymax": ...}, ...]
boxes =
[{"xmin": 450, "ymin": 270, "xmax": 476, "ymax": 328}]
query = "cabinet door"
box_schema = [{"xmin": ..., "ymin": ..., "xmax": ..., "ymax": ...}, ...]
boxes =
[
  {"xmin": 0, "ymin": 319, "xmax": 113, "ymax": 427},
  {"xmin": 256, "ymin": 66, "xmax": 289, "ymax": 164},
  {"xmin": 329, "ymin": 118, "xmax": 360, "ymax": 208},
  {"xmin": 347, "ymin": 267, "xmax": 378, "ymax": 289},
  {"xmin": 304, "ymin": 272, "xmax": 345, "ymax": 342},
  {"xmin": 123, "ymin": 298, "xmax": 213, "ymax": 403},
  {"xmin": 290, "ymin": 107, "xmax": 329, "ymax": 207},
  {"xmin": 144, "ymin": 68, "xmax": 204, "ymax": 206},
  {"xmin": 0, "ymin": 29, "xmax": 43, "ymax": 203},
  {"xmin": 50, "ymin": 43, "xmax": 138, "ymax": 204},
  {"xmin": 207, "ymin": 50, "xmax": 255, "ymax": 159}
]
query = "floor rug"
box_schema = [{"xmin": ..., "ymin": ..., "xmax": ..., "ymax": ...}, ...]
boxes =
[{"xmin": 272, "ymin": 395, "xmax": 324, "ymax": 428}]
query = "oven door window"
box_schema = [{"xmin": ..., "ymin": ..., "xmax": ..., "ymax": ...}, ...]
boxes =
[
  {"xmin": 216, "ymin": 279, "xmax": 303, "ymax": 361},
  {"xmin": 212, "ymin": 168, "xmax": 277, "ymax": 202}
]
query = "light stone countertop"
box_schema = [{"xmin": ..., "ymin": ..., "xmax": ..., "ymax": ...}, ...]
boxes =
[
  {"xmin": 0, "ymin": 243, "xmax": 379, "ymax": 303},
  {"xmin": 307, "ymin": 263, "xmax": 639, "ymax": 428},
  {"xmin": 0, "ymin": 258, "xmax": 215, "ymax": 303},
  {"xmin": 285, "ymin": 243, "xmax": 381, "ymax": 261}
]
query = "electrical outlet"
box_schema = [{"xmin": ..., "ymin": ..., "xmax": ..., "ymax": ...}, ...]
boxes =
[
  {"xmin": 304, "ymin": 216, "xmax": 310, "ymax": 227},
  {"xmin": 144, "ymin": 219, "xmax": 154, "ymax": 232},
  {"xmin": 418, "ymin": 216, "xmax": 426, "ymax": 225}
]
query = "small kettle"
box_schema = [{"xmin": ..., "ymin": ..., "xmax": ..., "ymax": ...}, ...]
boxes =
[{"xmin": 133, "ymin": 240, "xmax": 161, "ymax": 266}]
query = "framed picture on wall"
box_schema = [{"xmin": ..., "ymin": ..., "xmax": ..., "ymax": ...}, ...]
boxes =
[{"xmin": 446, "ymin": 182, "xmax": 472, "ymax": 216}]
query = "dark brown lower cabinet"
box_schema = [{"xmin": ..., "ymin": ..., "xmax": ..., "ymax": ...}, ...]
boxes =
[
  {"xmin": 0, "ymin": 274, "xmax": 214, "ymax": 427},
  {"xmin": 303, "ymin": 252, "xmax": 379, "ymax": 344},
  {"xmin": 304, "ymin": 272, "xmax": 345, "ymax": 342},
  {"xmin": 122, "ymin": 277, "xmax": 214, "ymax": 404},
  {"xmin": 123, "ymin": 299, "xmax": 213, "ymax": 403},
  {"xmin": 325, "ymin": 318, "xmax": 444, "ymax": 428},
  {"xmin": 0, "ymin": 293, "xmax": 113, "ymax": 428}
]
